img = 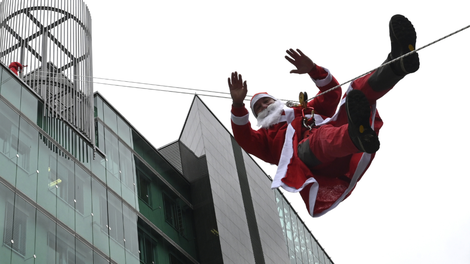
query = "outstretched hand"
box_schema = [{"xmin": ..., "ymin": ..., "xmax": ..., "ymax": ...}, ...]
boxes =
[
  {"xmin": 285, "ymin": 49, "xmax": 316, "ymax": 74},
  {"xmin": 228, "ymin": 72, "xmax": 247, "ymax": 107}
]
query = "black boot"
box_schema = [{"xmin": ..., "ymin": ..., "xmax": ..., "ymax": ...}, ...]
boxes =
[
  {"xmin": 368, "ymin": 14, "xmax": 420, "ymax": 92},
  {"xmin": 389, "ymin": 14, "xmax": 420, "ymax": 75},
  {"xmin": 346, "ymin": 90, "xmax": 380, "ymax": 153}
]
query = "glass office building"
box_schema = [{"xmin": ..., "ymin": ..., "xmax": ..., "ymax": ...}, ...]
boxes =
[{"xmin": 0, "ymin": 0, "xmax": 334, "ymax": 263}]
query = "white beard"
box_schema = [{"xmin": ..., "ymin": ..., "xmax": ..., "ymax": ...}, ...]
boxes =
[{"xmin": 256, "ymin": 100, "xmax": 285, "ymax": 128}]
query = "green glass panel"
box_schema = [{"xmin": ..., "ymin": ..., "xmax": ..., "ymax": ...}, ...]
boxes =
[
  {"xmin": 108, "ymin": 191, "xmax": 125, "ymax": 262},
  {"xmin": 91, "ymin": 178, "xmax": 109, "ymax": 256},
  {"xmin": 15, "ymin": 118, "xmax": 39, "ymax": 202},
  {"xmin": 0, "ymin": 182, "xmax": 15, "ymax": 263},
  {"xmin": 107, "ymin": 191, "xmax": 124, "ymax": 246},
  {"xmin": 120, "ymin": 142, "xmax": 137, "ymax": 208},
  {"xmin": 103, "ymin": 102, "xmax": 117, "ymax": 133},
  {"xmin": 20, "ymin": 86, "xmax": 39, "ymax": 124},
  {"xmin": 76, "ymin": 238, "xmax": 94, "ymax": 264},
  {"xmin": 126, "ymin": 251, "xmax": 140, "ymax": 264},
  {"xmin": 94, "ymin": 96, "xmax": 104, "ymax": 120},
  {"xmin": 93, "ymin": 251, "xmax": 109, "ymax": 264},
  {"xmin": 35, "ymin": 210, "xmax": 56, "ymax": 264},
  {"xmin": 123, "ymin": 204, "xmax": 139, "ymax": 258},
  {"xmin": 36, "ymin": 134, "xmax": 58, "ymax": 217},
  {"xmin": 55, "ymin": 224, "xmax": 76, "ymax": 264},
  {"xmin": 77, "ymin": 137, "xmax": 92, "ymax": 171},
  {"xmin": 75, "ymin": 164, "xmax": 93, "ymax": 243},
  {"xmin": 0, "ymin": 100, "xmax": 20, "ymax": 186},
  {"xmin": 117, "ymin": 115, "xmax": 132, "ymax": 147},
  {"xmin": 10, "ymin": 195, "xmax": 36, "ymax": 263},
  {"xmin": 55, "ymin": 152, "xmax": 76, "ymax": 229},
  {"xmin": 95, "ymin": 120, "xmax": 104, "ymax": 148},
  {"xmin": 104, "ymin": 128, "xmax": 121, "ymax": 195},
  {"xmin": 91, "ymin": 150, "xmax": 106, "ymax": 183},
  {"xmin": 1, "ymin": 70, "xmax": 22, "ymax": 109}
]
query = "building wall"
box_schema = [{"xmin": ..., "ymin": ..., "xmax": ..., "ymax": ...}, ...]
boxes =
[
  {"xmin": 0, "ymin": 62, "xmax": 199, "ymax": 264},
  {"xmin": 179, "ymin": 96, "xmax": 291, "ymax": 264},
  {"xmin": 0, "ymin": 64, "xmax": 130, "ymax": 263},
  {"xmin": 177, "ymin": 96, "xmax": 335, "ymax": 264}
]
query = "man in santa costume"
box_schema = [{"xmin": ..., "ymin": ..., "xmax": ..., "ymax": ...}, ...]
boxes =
[
  {"xmin": 9, "ymin": 62, "xmax": 27, "ymax": 75},
  {"xmin": 228, "ymin": 14, "xmax": 420, "ymax": 217}
]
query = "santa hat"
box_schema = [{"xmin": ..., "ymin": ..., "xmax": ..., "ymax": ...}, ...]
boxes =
[{"xmin": 250, "ymin": 92, "xmax": 276, "ymax": 117}]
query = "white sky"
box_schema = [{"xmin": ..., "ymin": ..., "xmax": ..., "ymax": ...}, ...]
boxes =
[{"xmin": 86, "ymin": 1, "xmax": 470, "ymax": 263}]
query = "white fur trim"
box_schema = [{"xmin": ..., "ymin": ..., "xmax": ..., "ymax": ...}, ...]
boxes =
[
  {"xmin": 250, "ymin": 93, "xmax": 276, "ymax": 116},
  {"xmin": 308, "ymin": 182, "xmax": 319, "ymax": 216},
  {"xmin": 231, "ymin": 113, "xmax": 249, "ymax": 126},
  {"xmin": 271, "ymin": 123, "xmax": 295, "ymax": 189},
  {"xmin": 311, "ymin": 68, "xmax": 333, "ymax": 87},
  {"xmin": 271, "ymin": 123, "xmax": 318, "ymax": 193}
]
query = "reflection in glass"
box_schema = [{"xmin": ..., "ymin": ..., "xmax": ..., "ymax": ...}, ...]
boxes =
[{"xmin": 0, "ymin": 99, "xmax": 20, "ymax": 185}]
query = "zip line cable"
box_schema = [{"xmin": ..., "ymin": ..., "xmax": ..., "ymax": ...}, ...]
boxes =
[
  {"xmin": 309, "ymin": 23, "xmax": 470, "ymax": 101},
  {"xmin": 93, "ymin": 81, "xmax": 236, "ymax": 101},
  {"xmin": 21, "ymin": 23, "xmax": 470, "ymax": 103}
]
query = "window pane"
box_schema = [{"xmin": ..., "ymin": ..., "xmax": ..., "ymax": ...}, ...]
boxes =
[
  {"xmin": 75, "ymin": 164, "xmax": 93, "ymax": 243},
  {"xmin": 94, "ymin": 96, "xmax": 104, "ymax": 120},
  {"xmin": 138, "ymin": 231, "xmax": 157, "ymax": 264},
  {"xmin": 107, "ymin": 191, "xmax": 125, "ymax": 261},
  {"xmin": 55, "ymin": 225, "xmax": 76, "ymax": 264},
  {"xmin": 107, "ymin": 191, "xmax": 124, "ymax": 245},
  {"xmin": 1, "ymin": 70, "xmax": 22, "ymax": 109},
  {"xmin": 35, "ymin": 210, "xmax": 56, "ymax": 264},
  {"xmin": 15, "ymin": 118, "xmax": 39, "ymax": 202},
  {"xmin": 123, "ymin": 204, "xmax": 139, "ymax": 258},
  {"xmin": 36, "ymin": 134, "xmax": 58, "ymax": 217},
  {"xmin": 117, "ymin": 115, "xmax": 132, "ymax": 147},
  {"xmin": 0, "ymin": 100, "xmax": 20, "ymax": 185},
  {"xmin": 103, "ymin": 102, "xmax": 117, "ymax": 133},
  {"xmin": 11, "ymin": 195, "xmax": 36, "ymax": 262},
  {"xmin": 91, "ymin": 178, "xmax": 109, "ymax": 255},
  {"xmin": 56, "ymin": 153, "xmax": 75, "ymax": 229},
  {"xmin": 20, "ymin": 86, "xmax": 39, "ymax": 124},
  {"xmin": 105, "ymin": 128, "xmax": 121, "ymax": 195},
  {"xmin": 91, "ymin": 151, "xmax": 106, "ymax": 183},
  {"xmin": 120, "ymin": 142, "xmax": 136, "ymax": 208},
  {"xmin": 76, "ymin": 238, "xmax": 93, "ymax": 264},
  {"xmin": 0, "ymin": 182, "xmax": 14, "ymax": 261},
  {"xmin": 136, "ymin": 158, "xmax": 152, "ymax": 207},
  {"xmin": 93, "ymin": 251, "xmax": 109, "ymax": 264}
]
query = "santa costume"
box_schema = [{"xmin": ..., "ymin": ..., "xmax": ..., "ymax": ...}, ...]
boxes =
[{"xmin": 230, "ymin": 14, "xmax": 419, "ymax": 217}]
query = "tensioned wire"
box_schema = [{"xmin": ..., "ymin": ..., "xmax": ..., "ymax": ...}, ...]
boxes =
[
  {"xmin": 22, "ymin": 23, "xmax": 470, "ymax": 103},
  {"xmin": 310, "ymin": 23, "xmax": 470, "ymax": 101}
]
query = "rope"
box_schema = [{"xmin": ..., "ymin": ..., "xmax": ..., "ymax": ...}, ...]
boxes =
[
  {"xmin": 13, "ymin": 23, "xmax": 470, "ymax": 104},
  {"xmin": 308, "ymin": 23, "xmax": 470, "ymax": 101}
]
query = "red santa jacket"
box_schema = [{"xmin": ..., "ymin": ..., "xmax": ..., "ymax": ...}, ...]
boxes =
[
  {"xmin": 231, "ymin": 66, "xmax": 383, "ymax": 217},
  {"xmin": 9, "ymin": 62, "xmax": 24, "ymax": 75}
]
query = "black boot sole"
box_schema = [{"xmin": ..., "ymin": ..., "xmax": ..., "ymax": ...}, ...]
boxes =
[
  {"xmin": 346, "ymin": 90, "xmax": 380, "ymax": 153},
  {"xmin": 389, "ymin": 14, "xmax": 419, "ymax": 74}
]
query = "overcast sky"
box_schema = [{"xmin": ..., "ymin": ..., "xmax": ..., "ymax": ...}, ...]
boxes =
[{"xmin": 86, "ymin": 1, "xmax": 470, "ymax": 263}]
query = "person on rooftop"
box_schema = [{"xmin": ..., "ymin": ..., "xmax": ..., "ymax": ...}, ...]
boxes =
[{"xmin": 9, "ymin": 62, "xmax": 27, "ymax": 75}]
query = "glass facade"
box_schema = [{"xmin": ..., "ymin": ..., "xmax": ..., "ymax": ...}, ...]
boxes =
[{"xmin": 0, "ymin": 64, "xmax": 199, "ymax": 263}]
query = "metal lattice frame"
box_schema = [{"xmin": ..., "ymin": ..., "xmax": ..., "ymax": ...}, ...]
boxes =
[{"xmin": 0, "ymin": 0, "xmax": 94, "ymax": 144}]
